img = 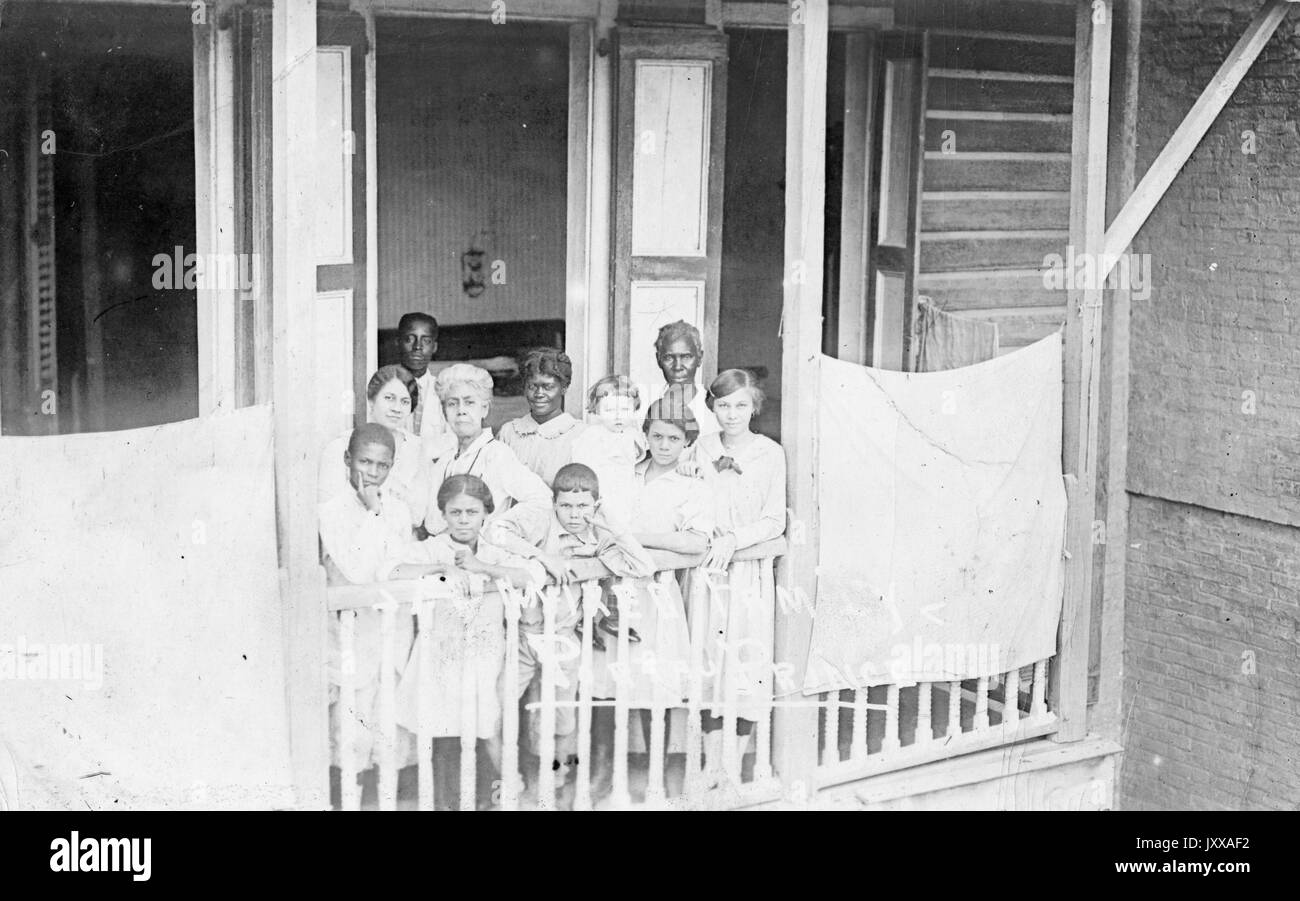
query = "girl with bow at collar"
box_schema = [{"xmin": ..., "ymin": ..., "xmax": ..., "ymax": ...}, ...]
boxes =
[{"xmin": 694, "ymin": 369, "xmax": 787, "ymax": 783}]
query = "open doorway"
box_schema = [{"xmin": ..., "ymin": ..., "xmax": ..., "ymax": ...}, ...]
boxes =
[
  {"xmin": 0, "ymin": 2, "xmax": 196, "ymax": 436},
  {"xmin": 374, "ymin": 17, "xmax": 571, "ymax": 432}
]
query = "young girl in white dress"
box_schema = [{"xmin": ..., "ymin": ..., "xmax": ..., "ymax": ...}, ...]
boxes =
[
  {"xmin": 695, "ymin": 369, "xmax": 786, "ymax": 779},
  {"xmin": 395, "ymin": 474, "xmax": 544, "ymax": 810},
  {"xmin": 588, "ymin": 385, "xmax": 713, "ymax": 799},
  {"xmin": 571, "ymin": 374, "xmax": 647, "ymax": 642}
]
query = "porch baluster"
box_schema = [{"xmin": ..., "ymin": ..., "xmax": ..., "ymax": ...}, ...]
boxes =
[
  {"xmin": 851, "ymin": 689, "xmax": 868, "ymax": 761},
  {"xmin": 947, "ymin": 680, "xmax": 961, "ymax": 738},
  {"xmin": 574, "ymin": 581, "xmax": 598, "ymax": 811},
  {"xmin": 1003, "ymin": 669, "xmax": 1020, "ymax": 727},
  {"xmin": 501, "ymin": 591, "xmax": 520, "ymax": 812},
  {"xmin": 916, "ymin": 681, "xmax": 932, "ymax": 747},
  {"xmin": 754, "ymin": 558, "xmax": 776, "ymax": 781},
  {"xmin": 1031, "ymin": 660, "xmax": 1048, "ymax": 719},
  {"xmin": 415, "ymin": 600, "xmax": 434, "ymax": 811},
  {"xmin": 883, "ymin": 683, "xmax": 900, "ymax": 752},
  {"xmin": 612, "ymin": 581, "xmax": 633, "ymax": 808},
  {"xmin": 458, "ymin": 620, "xmax": 477, "ymax": 812},
  {"xmin": 685, "ymin": 572, "xmax": 706, "ymax": 799},
  {"xmin": 975, "ymin": 676, "xmax": 990, "ymax": 732},
  {"xmin": 537, "ymin": 587, "xmax": 558, "ymax": 810},
  {"xmin": 338, "ymin": 610, "xmax": 360, "ymax": 811},
  {"xmin": 377, "ymin": 601, "xmax": 398, "ymax": 811}
]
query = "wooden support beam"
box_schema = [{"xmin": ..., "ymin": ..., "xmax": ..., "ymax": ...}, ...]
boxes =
[
  {"xmin": 1101, "ymin": 0, "xmax": 1292, "ymax": 272},
  {"xmin": 580, "ymin": 0, "xmax": 615, "ymax": 409},
  {"xmin": 1096, "ymin": 0, "xmax": 1141, "ymax": 759},
  {"xmin": 776, "ymin": 0, "xmax": 826, "ymax": 798},
  {"xmin": 272, "ymin": 0, "xmax": 329, "ymax": 809},
  {"xmin": 1053, "ymin": 0, "xmax": 1111, "ymax": 743},
  {"xmin": 564, "ymin": 21, "xmax": 593, "ymax": 415},
  {"xmin": 194, "ymin": 4, "xmax": 240, "ymax": 416},
  {"xmin": 364, "ymin": 0, "xmax": 601, "ymax": 19},
  {"xmin": 723, "ymin": 1, "xmax": 892, "ymax": 30},
  {"xmin": 363, "ymin": 5, "xmax": 379, "ymax": 379}
]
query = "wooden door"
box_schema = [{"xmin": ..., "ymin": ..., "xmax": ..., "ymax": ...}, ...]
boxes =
[
  {"xmin": 314, "ymin": 11, "xmax": 371, "ymax": 446},
  {"xmin": 611, "ymin": 27, "xmax": 728, "ymax": 399},
  {"xmin": 866, "ymin": 35, "xmax": 926, "ymax": 371}
]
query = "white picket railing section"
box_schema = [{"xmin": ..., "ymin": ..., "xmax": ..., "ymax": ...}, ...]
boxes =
[
  {"xmin": 813, "ymin": 657, "xmax": 1058, "ymax": 788},
  {"xmin": 329, "ymin": 537, "xmax": 1061, "ymax": 807},
  {"xmin": 327, "ymin": 539, "xmax": 788, "ymax": 811}
]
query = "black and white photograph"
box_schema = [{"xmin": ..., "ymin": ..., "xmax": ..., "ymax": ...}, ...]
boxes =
[{"xmin": 0, "ymin": 0, "xmax": 1295, "ymax": 840}]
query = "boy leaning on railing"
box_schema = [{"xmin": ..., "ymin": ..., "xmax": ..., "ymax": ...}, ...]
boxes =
[{"xmin": 484, "ymin": 462, "xmax": 654, "ymax": 801}]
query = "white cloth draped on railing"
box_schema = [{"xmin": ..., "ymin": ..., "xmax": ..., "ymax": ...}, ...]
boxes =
[{"xmin": 805, "ymin": 334, "xmax": 1068, "ymax": 692}]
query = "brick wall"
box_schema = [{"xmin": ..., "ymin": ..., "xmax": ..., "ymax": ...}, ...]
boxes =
[
  {"xmin": 1122, "ymin": 0, "xmax": 1300, "ymax": 809},
  {"xmin": 1123, "ymin": 498, "xmax": 1300, "ymax": 810}
]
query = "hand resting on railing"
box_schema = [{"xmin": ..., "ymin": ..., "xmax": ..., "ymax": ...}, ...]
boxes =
[{"xmin": 326, "ymin": 536, "xmax": 788, "ymax": 612}]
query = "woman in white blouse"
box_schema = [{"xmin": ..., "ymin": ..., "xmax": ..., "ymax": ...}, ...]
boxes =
[{"xmin": 420, "ymin": 363, "xmax": 552, "ymax": 546}]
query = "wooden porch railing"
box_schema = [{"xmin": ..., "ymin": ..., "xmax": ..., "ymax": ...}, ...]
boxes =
[
  {"xmin": 814, "ymin": 657, "xmax": 1058, "ymax": 788},
  {"xmin": 327, "ymin": 535, "xmax": 1062, "ymax": 808},
  {"xmin": 326, "ymin": 538, "xmax": 788, "ymax": 811}
]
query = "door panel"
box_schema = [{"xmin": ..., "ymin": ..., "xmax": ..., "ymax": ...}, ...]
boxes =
[
  {"xmin": 315, "ymin": 11, "xmax": 370, "ymax": 446},
  {"xmin": 613, "ymin": 27, "xmax": 727, "ymax": 397},
  {"xmin": 866, "ymin": 35, "xmax": 926, "ymax": 371}
]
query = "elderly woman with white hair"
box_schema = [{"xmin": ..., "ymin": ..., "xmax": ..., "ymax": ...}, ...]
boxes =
[{"xmin": 421, "ymin": 363, "xmax": 552, "ymax": 545}]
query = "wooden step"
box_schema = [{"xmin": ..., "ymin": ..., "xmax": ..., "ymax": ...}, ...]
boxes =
[
  {"xmin": 925, "ymin": 116, "xmax": 1072, "ymax": 153},
  {"xmin": 927, "ymin": 33, "xmax": 1075, "ymax": 77},
  {"xmin": 917, "ymin": 268, "xmax": 1067, "ymax": 312},
  {"xmin": 926, "ymin": 75, "xmax": 1074, "ymax": 114},
  {"xmin": 898, "ymin": 0, "xmax": 1076, "ymax": 39},
  {"xmin": 924, "ymin": 156, "xmax": 1071, "ymax": 191},
  {"xmin": 920, "ymin": 191, "xmax": 1070, "ymax": 231},
  {"xmin": 919, "ymin": 231, "xmax": 1067, "ymax": 271}
]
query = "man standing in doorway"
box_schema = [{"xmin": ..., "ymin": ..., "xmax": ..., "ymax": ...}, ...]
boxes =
[
  {"xmin": 651, "ymin": 320, "xmax": 720, "ymax": 437},
  {"xmin": 398, "ymin": 312, "xmax": 447, "ymax": 440}
]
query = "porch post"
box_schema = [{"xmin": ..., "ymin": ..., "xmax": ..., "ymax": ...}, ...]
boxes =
[
  {"xmin": 577, "ymin": 0, "xmax": 616, "ymax": 414},
  {"xmin": 272, "ymin": 0, "xmax": 329, "ymax": 807},
  {"xmin": 776, "ymin": 0, "xmax": 827, "ymax": 797},
  {"xmin": 1054, "ymin": 0, "xmax": 1112, "ymax": 743},
  {"xmin": 194, "ymin": 11, "xmax": 239, "ymax": 416}
]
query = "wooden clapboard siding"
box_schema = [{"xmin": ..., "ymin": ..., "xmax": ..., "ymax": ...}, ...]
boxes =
[
  {"xmin": 919, "ymin": 231, "xmax": 1067, "ymax": 270},
  {"xmin": 926, "ymin": 34, "xmax": 1075, "ymax": 76},
  {"xmin": 926, "ymin": 76, "xmax": 1074, "ymax": 114},
  {"xmin": 925, "ymin": 117, "xmax": 1071, "ymax": 153},
  {"xmin": 915, "ymin": 268, "xmax": 1062, "ymax": 311},
  {"xmin": 913, "ymin": 0, "xmax": 1075, "ymax": 349},
  {"xmin": 924, "ymin": 156, "xmax": 1071, "ymax": 191},
  {"xmin": 921, "ymin": 191, "xmax": 1070, "ymax": 230},
  {"xmin": 898, "ymin": 0, "xmax": 1077, "ymax": 39}
]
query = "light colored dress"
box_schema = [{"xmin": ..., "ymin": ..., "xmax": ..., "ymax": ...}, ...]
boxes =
[
  {"xmin": 694, "ymin": 431, "xmax": 786, "ymax": 721},
  {"xmin": 318, "ymin": 427, "xmax": 429, "ymax": 528},
  {"xmin": 570, "ymin": 424, "xmax": 646, "ymax": 529},
  {"xmin": 394, "ymin": 534, "xmax": 545, "ymax": 740},
  {"xmin": 421, "ymin": 430, "xmax": 552, "ymax": 545},
  {"xmin": 497, "ymin": 411, "xmax": 586, "ymax": 487},
  {"xmin": 589, "ymin": 462, "xmax": 712, "ymax": 706}
]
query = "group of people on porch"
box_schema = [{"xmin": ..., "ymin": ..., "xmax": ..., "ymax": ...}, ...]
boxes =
[{"xmin": 317, "ymin": 312, "xmax": 786, "ymax": 807}]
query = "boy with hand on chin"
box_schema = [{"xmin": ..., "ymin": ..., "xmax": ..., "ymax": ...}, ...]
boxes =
[{"xmin": 319, "ymin": 424, "xmax": 453, "ymax": 786}]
